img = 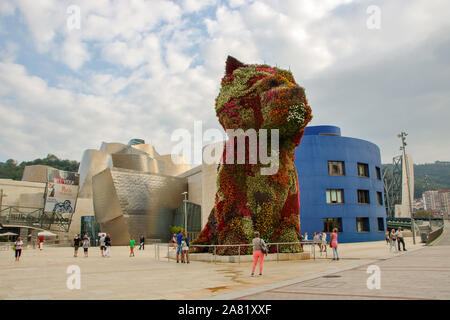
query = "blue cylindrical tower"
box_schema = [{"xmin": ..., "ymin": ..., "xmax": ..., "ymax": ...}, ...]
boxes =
[{"xmin": 295, "ymin": 125, "xmax": 386, "ymax": 243}]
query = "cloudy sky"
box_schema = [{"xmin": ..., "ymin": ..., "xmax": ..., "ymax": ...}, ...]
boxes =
[{"xmin": 0, "ymin": 0, "xmax": 449, "ymax": 165}]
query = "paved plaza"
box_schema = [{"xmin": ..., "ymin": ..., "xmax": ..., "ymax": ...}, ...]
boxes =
[{"xmin": 0, "ymin": 236, "xmax": 449, "ymax": 300}]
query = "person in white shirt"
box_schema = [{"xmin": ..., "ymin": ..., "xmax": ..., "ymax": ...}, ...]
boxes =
[
  {"xmin": 14, "ymin": 237, "xmax": 24, "ymax": 261},
  {"xmin": 321, "ymin": 232, "xmax": 327, "ymax": 252},
  {"xmin": 395, "ymin": 227, "xmax": 407, "ymax": 251},
  {"xmin": 304, "ymin": 232, "xmax": 308, "ymax": 241},
  {"xmin": 389, "ymin": 229, "xmax": 398, "ymax": 252}
]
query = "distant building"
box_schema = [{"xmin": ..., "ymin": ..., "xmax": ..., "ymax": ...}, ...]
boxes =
[{"xmin": 423, "ymin": 190, "xmax": 450, "ymax": 219}]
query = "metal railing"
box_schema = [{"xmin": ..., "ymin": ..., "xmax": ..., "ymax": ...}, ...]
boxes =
[
  {"xmin": 0, "ymin": 205, "xmax": 72, "ymax": 232},
  {"xmin": 154, "ymin": 241, "xmax": 328, "ymax": 264}
]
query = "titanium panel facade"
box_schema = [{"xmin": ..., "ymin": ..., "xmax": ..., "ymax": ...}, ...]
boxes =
[{"xmin": 92, "ymin": 167, "xmax": 187, "ymax": 244}]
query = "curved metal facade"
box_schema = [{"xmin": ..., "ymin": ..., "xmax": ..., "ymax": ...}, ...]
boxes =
[{"xmin": 294, "ymin": 125, "xmax": 387, "ymax": 243}]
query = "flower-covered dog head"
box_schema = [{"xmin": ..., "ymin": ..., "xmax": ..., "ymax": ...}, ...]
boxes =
[{"xmin": 216, "ymin": 56, "xmax": 312, "ymax": 143}]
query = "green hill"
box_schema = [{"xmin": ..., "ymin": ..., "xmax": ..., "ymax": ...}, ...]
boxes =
[
  {"xmin": 0, "ymin": 154, "xmax": 79, "ymax": 180},
  {"xmin": 383, "ymin": 161, "xmax": 450, "ymax": 198}
]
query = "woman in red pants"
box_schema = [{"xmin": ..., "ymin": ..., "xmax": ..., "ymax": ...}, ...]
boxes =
[{"xmin": 251, "ymin": 231, "xmax": 267, "ymax": 277}]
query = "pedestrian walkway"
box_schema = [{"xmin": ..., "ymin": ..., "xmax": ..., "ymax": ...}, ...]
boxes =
[
  {"xmin": 430, "ymin": 221, "xmax": 450, "ymax": 246},
  {"xmin": 211, "ymin": 244, "xmax": 450, "ymax": 300},
  {"xmin": 0, "ymin": 237, "xmax": 436, "ymax": 300}
]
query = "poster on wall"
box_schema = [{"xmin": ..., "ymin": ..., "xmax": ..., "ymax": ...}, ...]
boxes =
[{"xmin": 44, "ymin": 169, "xmax": 80, "ymax": 215}]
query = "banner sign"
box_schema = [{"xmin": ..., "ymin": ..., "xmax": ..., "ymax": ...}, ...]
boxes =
[{"xmin": 44, "ymin": 169, "xmax": 79, "ymax": 214}]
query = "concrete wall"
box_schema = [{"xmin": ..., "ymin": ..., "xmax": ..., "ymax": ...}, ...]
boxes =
[{"xmin": 0, "ymin": 179, "xmax": 46, "ymax": 207}]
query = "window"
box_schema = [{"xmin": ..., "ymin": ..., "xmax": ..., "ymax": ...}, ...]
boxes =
[
  {"xmin": 357, "ymin": 163, "xmax": 369, "ymax": 177},
  {"xmin": 356, "ymin": 217, "xmax": 370, "ymax": 232},
  {"xmin": 358, "ymin": 190, "xmax": 370, "ymax": 204},
  {"xmin": 377, "ymin": 192, "xmax": 383, "ymax": 205},
  {"xmin": 326, "ymin": 189, "xmax": 344, "ymax": 204},
  {"xmin": 328, "ymin": 161, "xmax": 345, "ymax": 176},
  {"xmin": 377, "ymin": 218, "xmax": 385, "ymax": 231},
  {"xmin": 323, "ymin": 218, "xmax": 343, "ymax": 233},
  {"xmin": 376, "ymin": 167, "xmax": 381, "ymax": 180}
]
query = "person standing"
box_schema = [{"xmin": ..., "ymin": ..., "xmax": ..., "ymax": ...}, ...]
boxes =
[
  {"xmin": 396, "ymin": 227, "xmax": 407, "ymax": 251},
  {"xmin": 385, "ymin": 231, "xmax": 390, "ymax": 245},
  {"xmin": 321, "ymin": 232, "xmax": 327, "ymax": 253},
  {"xmin": 181, "ymin": 232, "xmax": 190, "ymax": 264},
  {"xmin": 139, "ymin": 235, "xmax": 145, "ymax": 250},
  {"xmin": 176, "ymin": 230, "xmax": 184, "ymax": 263},
  {"xmin": 251, "ymin": 231, "xmax": 267, "ymax": 277},
  {"xmin": 99, "ymin": 234, "xmax": 106, "ymax": 257},
  {"xmin": 38, "ymin": 236, "xmax": 44, "ymax": 251},
  {"xmin": 129, "ymin": 237, "xmax": 136, "ymax": 257},
  {"xmin": 304, "ymin": 232, "xmax": 308, "ymax": 242},
  {"xmin": 82, "ymin": 235, "xmax": 90, "ymax": 257},
  {"xmin": 329, "ymin": 228, "xmax": 339, "ymax": 261},
  {"xmin": 14, "ymin": 237, "xmax": 23, "ymax": 261},
  {"xmin": 104, "ymin": 234, "xmax": 111, "ymax": 257},
  {"xmin": 73, "ymin": 234, "xmax": 81, "ymax": 257},
  {"xmin": 389, "ymin": 229, "xmax": 398, "ymax": 252}
]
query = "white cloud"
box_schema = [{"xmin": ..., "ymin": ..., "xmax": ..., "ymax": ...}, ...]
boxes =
[{"xmin": 1, "ymin": 0, "xmax": 450, "ymax": 165}]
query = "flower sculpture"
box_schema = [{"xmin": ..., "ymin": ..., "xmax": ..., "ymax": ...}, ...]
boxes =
[{"xmin": 193, "ymin": 56, "xmax": 312, "ymax": 254}]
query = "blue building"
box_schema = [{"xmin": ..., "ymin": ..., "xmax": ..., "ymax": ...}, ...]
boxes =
[{"xmin": 295, "ymin": 125, "xmax": 387, "ymax": 243}]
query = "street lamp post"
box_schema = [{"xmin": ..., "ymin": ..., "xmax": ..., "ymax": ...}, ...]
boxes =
[
  {"xmin": 182, "ymin": 192, "xmax": 188, "ymax": 236},
  {"xmin": 398, "ymin": 132, "xmax": 416, "ymax": 244}
]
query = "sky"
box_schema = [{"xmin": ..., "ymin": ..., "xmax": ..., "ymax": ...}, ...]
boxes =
[{"xmin": 0, "ymin": 0, "xmax": 449, "ymax": 165}]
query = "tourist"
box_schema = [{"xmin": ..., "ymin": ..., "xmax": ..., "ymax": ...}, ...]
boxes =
[
  {"xmin": 314, "ymin": 232, "xmax": 321, "ymax": 252},
  {"xmin": 321, "ymin": 232, "xmax": 327, "ymax": 253},
  {"xmin": 38, "ymin": 235, "xmax": 44, "ymax": 250},
  {"xmin": 129, "ymin": 237, "xmax": 136, "ymax": 257},
  {"xmin": 73, "ymin": 234, "xmax": 80, "ymax": 257},
  {"xmin": 304, "ymin": 232, "xmax": 309, "ymax": 242},
  {"xmin": 99, "ymin": 233, "xmax": 106, "ymax": 257},
  {"xmin": 170, "ymin": 233, "xmax": 177, "ymax": 250},
  {"xmin": 181, "ymin": 232, "xmax": 190, "ymax": 264},
  {"xmin": 14, "ymin": 237, "xmax": 23, "ymax": 261},
  {"xmin": 104, "ymin": 234, "xmax": 111, "ymax": 257},
  {"xmin": 176, "ymin": 230, "xmax": 183, "ymax": 263},
  {"xmin": 251, "ymin": 231, "xmax": 267, "ymax": 277},
  {"xmin": 329, "ymin": 228, "xmax": 339, "ymax": 261},
  {"xmin": 82, "ymin": 235, "xmax": 90, "ymax": 257},
  {"xmin": 139, "ymin": 235, "xmax": 145, "ymax": 250},
  {"xmin": 396, "ymin": 227, "xmax": 407, "ymax": 251},
  {"xmin": 389, "ymin": 229, "xmax": 398, "ymax": 252},
  {"xmin": 385, "ymin": 231, "xmax": 390, "ymax": 245}
]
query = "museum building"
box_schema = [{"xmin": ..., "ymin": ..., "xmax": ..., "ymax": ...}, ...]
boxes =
[{"xmin": 294, "ymin": 125, "xmax": 387, "ymax": 243}]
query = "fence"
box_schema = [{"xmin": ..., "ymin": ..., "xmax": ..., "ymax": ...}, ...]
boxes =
[{"xmin": 154, "ymin": 241, "xmax": 328, "ymax": 264}]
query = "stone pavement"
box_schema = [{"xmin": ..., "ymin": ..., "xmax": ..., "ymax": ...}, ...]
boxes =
[
  {"xmin": 212, "ymin": 243, "xmax": 450, "ymax": 300},
  {"xmin": 0, "ymin": 237, "xmax": 444, "ymax": 300}
]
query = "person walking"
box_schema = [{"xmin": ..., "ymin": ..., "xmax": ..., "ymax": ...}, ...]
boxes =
[
  {"xmin": 181, "ymin": 232, "xmax": 190, "ymax": 264},
  {"xmin": 139, "ymin": 235, "xmax": 145, "ymax": 250},
  {"xmin": 82, "ymin": 235, "xmax": 90, "ymax": 257},
  {"xmin": 329, "ymin": 228, "xmax": 339, "ymax": 261},
  {"xmin": 251, "ymin": 231, "xmax": 267, "ymax": 277},
  {"xmin": 396, "ymin": 227, "xmax": 407, "ymax": 251},
  {"xmin": 99, "ymin": 233, "xmax": 106, "ymax": 257},
  {"xmin": 176, "ymin": 230, "xmax": 184, "ymax": 263},
  {"xmin": 129, "ymin": 237, "xmax": 136, "ymax": 257},
  {"xmin": 314, "ymin": 232, "xmax": 321, "ymax": 252},
  {"xmin": 38, "ymin": 235, "xmax": 44, "ymax": 251},
  {"xmin": 104, "ymin": 234, "xmax": 111, "ymax": 257},
  {"xmin": 385, "ymin": 231, "xmax": 390, "ymax": 245},
  {"xmin": 389, "ymin": 229, "xmax": 398, "ymax": 252},
  {"xmin": 14, "ymin": 237, "xmax": 23, "ymax": 261},
  {"xmin": 73, "ymin": 234, "xmax": 81, "ymax": 257}
]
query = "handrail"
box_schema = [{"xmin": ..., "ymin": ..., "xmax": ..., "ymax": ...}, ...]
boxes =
[{"xmin": 155, "ymin": 241, "xmax": 327, "ymax": 263}]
